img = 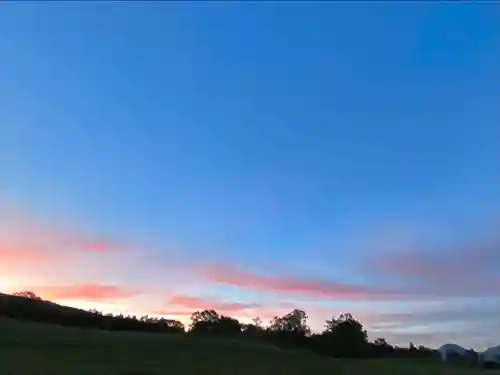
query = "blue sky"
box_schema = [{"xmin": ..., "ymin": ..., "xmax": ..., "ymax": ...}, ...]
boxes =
[{"xmin": 1, "ymin": 2, "xmax": 500, "ymax": 349}]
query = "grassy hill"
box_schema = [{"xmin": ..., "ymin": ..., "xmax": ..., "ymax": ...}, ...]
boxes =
[
  {"xmin": 0, "ymin": 293, "xmax": 497, "ymax": 375},
  {"xmin": 0, "ymin": 315, "xmax": 496, "ymax": 375},
  {"xmin": 0, "ymin": 291, "xmax": 97, "ymax": 320}
]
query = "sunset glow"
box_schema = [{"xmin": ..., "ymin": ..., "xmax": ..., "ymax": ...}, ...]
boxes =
[{"xmin": 1, "ymin": 2, "xmax": 499, "ymax": 351}]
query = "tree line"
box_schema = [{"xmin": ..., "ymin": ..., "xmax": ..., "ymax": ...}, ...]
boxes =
[{"xmin": 1, "ymin": 291, "xmax": 436, "ymax": 359}]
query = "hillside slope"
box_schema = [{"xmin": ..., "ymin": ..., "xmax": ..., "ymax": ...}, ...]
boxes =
[
  {"xmin": 0, "ymin": 292, "xmax": 95, "ymax": 320},
  {"xmin": 0, "ymin": 316, "xmax": 496, "ymax": 375}
]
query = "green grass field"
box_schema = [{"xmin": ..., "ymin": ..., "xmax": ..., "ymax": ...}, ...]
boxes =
[{"xmin": 0, "ymin": 316, "xmax": 497, "ymax": 375}]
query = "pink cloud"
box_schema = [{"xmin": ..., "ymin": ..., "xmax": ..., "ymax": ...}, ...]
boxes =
[
  {"xmin": 154, "ymin": 294, "xmax": 298, "ymax": 324},
  {"xmin": 76, "ymin": 241, "xmax": 118, "ymax": 252},
  {"xmin": 60, "ymin": 236, "xmax": 121, "ymax": 253},
  {"xmin": 0, "ymin": 203, "xmax": 136, "ymax": 303},
  {"xmin": 196, "ymin": 264, "xmax": 404, "ymax": 301},
  {"xmin": 365, "ymin": 227, "xmax": 500, "ymax": 296},
  {"xmin": 28, "ymin": 283, "xmax": 139, "ymax": 302},
  {"xmin": 167, "ymin": 294, "xmax": 261, "ymax": 313},
  {"xmin": 0, "ymin": 246, "xmax": 55, "ymax": 265},
  {"xmin": 0, "ymin": 205, "xmax": 123, "ymax": 268},
  {"xmin": 153, "ymin": 310, "xmax": 195, "ymax": 320}
]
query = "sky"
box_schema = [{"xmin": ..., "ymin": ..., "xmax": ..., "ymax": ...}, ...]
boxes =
[{"xmin": 1, "ymin": 2, "xmax": 500, "ymax": 350}]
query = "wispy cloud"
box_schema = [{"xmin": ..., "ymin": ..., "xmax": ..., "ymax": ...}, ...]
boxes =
[
  {"xmin": 0, "ymin": 202, "xmax": 139, "ymax": 303},
  {"xmin": 366, "ymin": 227, "xmax": 500, "ymax": 297},
  {"xmin": 367, "ymin": 303, "xmax": 500, "ymax": 351},
  {"xmin": 167, "ymin": 294, "xmax": 261, "ymax": 313},
  {"xmin": 154, "ymin": 294, "xmax": 302, "ymax": 325},
  {"xmin": 58, "ymin": 236, "xmax": 121, "ymax": 253},
  {"xmin": 0, "ymin": 246, "xmax": 54, "ymax": 266},
  {"xmin": 196, "ymin": 264, "xmax": 405, "ymax": 301},
  {"xmin": 155, "ymin": 294, "xmax": 262, "ymax": 319},
  {"xmin": 4, "ymin": 199, "xmax": 500, "ymax": 350},
  {"xmin": 0, "ymin": 204, "xmax": 124, "ymax": 270},
  {"xmin": 372, "ymin": 303, "xmax": 500, "ymax": 330},
  {"xmin": 28, "ymin": 283, "xmax": 140, "ymax": 302}
]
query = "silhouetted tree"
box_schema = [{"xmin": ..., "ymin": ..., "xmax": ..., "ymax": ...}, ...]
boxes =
[
  {"xmin": 0, "ymin": 291, "xmax": 440, "ymax": 361},
  {"xmin": 267, "ymin": 309, "xmax": 310, "ymax": 350},
  {"xmin": 374, "ymin": 337, "xmax": 390, "ymax": 347},
  {"xmin": 215, "ymin": 315, "xmax": 242, "ymax": 336},
  {"xmin": 164, "ymin": 318, "xmax": 185, "ymax": 332},
  {"xmin": 320, "ymin": 313, "xmax": 368, "ymax": 358},
  {"xmin": 190, "ymin": 309, "xmax": 219, "ymax": 329},
  {"xmin": 240, "ymin": 317, "xmax": 265, "ymax": 340},
  {"xmin": 189, "ymin": 309, "xmax": 242, "ymax": 336},
  {"xmin": 11, "ymin": 291, "xmax": 42, "ymax": 300},
  {"xmin": 370, "ymin": 337, "xmax": 394, "ymax": 357},
  {"xmin": 269, "ymin": 309, "xmax": 310, "ymax": 335}
]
